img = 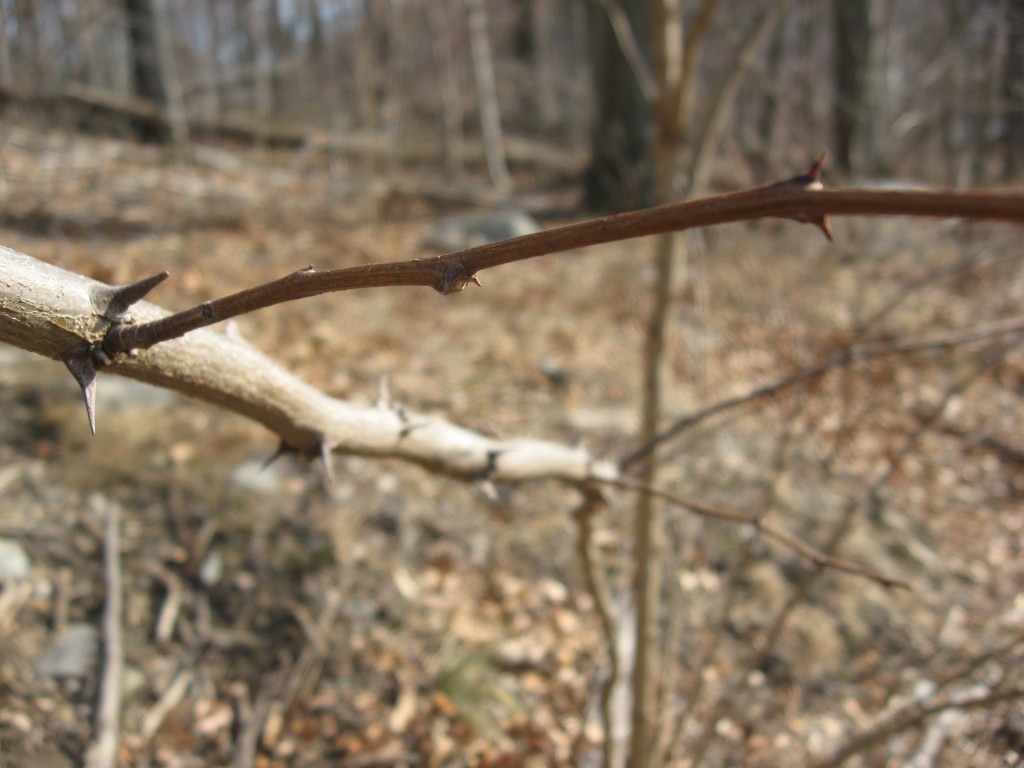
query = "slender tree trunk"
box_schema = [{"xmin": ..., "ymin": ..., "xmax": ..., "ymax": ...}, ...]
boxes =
[
  {"xmin": 151, "ymin": 0, "xmax": 190, "ymax": 158},
  {"xmin": 531, "ymin": 0, "xmax": 560, "ymax": 130},
  {"xmin": 250, "ymin": 0, "xmax": 274, "ymax": 149},
  {"xmin": 833, "ymin": 0, "xmax": 870, "ymax": 173},
  {"xmin": 123, "ymin": 0, "xmax": 168, "ymax": 141},
  {"xmin": 465, "ymin": 0, "xmax": 511, "ymax": 192},
  {"xmin": 584, "ymin": 0, "xmax": 653, "ymax": 212},
  {"xmin": 426, "ymin": 0, "xmax": 463, "ymax": 179},
  {"xmin": 1004, "ymin": 0, "xmax": 1024, "ymax": 178}
]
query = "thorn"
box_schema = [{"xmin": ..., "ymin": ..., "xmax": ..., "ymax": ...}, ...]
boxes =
[
  {"xmin": 816, "ymin": 215, "xmax": 834, "ymax": 242},
  {"xmin": 61, "ymin": 343, "xmax": 101, "ymax": 434},
  {"xmin": 436, "ymin": 260, "xmax": 480, "ymax": 294},
  {"xmin": 90, "ymin": 272, "xmax": 169, "ymax": 321},
  {"xmin": 263, "ymin": 440, "xmax": 297, "ymax": 470},
  {"xmin": 377, "ymin": 376, "xmax": 392, "ymax": 409},
  {"xmin": 808, "ymin": 150, "xmax": 827, "ymax": 183},
  {"xmin": 475, "ymin": 479, "xmax": 499, "ymax": 502},
  {"xmin": 319, "ymin": 439, "xmax": 335, "ymax": 487}
]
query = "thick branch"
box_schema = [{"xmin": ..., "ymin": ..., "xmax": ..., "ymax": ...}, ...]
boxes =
[{"xmin": 0, "ymin": 246, "xmax": 616, "ymax": 483}]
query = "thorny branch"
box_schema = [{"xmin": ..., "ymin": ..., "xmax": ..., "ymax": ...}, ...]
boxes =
[{"xmin": 100, "ymin": 156, "xmax": 1024, "ymax": 358}]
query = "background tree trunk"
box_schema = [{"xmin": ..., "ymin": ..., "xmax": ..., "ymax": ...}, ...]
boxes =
[
  {"xmin": 833, "ymin": 0, "xmax": 870, "ymax": 174},
  {"xmin": 583, "ymin": 0, "xmax": 652, "ymax": 212},
  {"xmin": 123, "ymin": 0, "xmax": 168, "ymax": 142},
  {"xmin": 1004, "ymin": 0, "xmax": 1024, "ymax": 179}
]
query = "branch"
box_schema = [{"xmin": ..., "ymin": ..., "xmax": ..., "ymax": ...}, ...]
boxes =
[
  {"xmin": 621, "ymin": 315, "xmax": 1024, "ymax": 469},
  {"xmin": 102, "ymin": 162, "xmax": 1024, "ymax": 357},
  {"xmin": 600, "ymin": 477, "xmax": 907, "ymax": 588},
  {"xmin": 0, "ymin": 245, "xmax": 617, "ymax": 483},
  {"xmin": 810, "ymin": 686, "xmax": 1024, "ymax": 768},
  {"xmin": 2, "ymin": 161, "xmax": 1021, "ymax": 474}
]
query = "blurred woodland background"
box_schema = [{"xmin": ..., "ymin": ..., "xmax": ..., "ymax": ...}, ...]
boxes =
[{"xmin": 0, "ymin": 1, "xmax": 1023, "ymax": 767}]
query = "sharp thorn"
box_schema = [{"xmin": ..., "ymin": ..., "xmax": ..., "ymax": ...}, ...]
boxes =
[
  {"xmin": 319, "ymin": 440, "xmax": 335, "ymax": 486},
  {"xmin": 818, "ymin": 215, "xmax": 834, "ymax": 242},
  {"xmin": 61, "ymin": 344, "xmax": 101, "ymax": 434},
  {"xmin": 470, "ymin": 274, "xmax": 482, "ymax": 287},
  {"xmin": 808, "ymin": 150, "xmax": 827, "ymax": 182},
  {"xmin": 263, "ymin": 440, "xmax": 295, "ymax": 470},
  {"xmin": 90, "ymin": 272, "xmax": 170, "ymax": 321},
  {"xmin": 377, "ymin": 376, "xmax": 392, "ymax": 409}
]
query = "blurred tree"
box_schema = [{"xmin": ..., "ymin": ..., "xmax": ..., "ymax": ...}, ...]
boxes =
[
  {"xmin": 583, "ymin": 0, "xmax": 653, "ymax": 211},
  {"xmin": 1005, "ymin": 0, "xmax": 1024, "ymax": 178},
  {"xmin": 123, "ymin": 0, "xmax": 168, "ymax": 141},
  {"xmin": 833, "ymin": 0, "xmax": 870, "ymax": 174}
]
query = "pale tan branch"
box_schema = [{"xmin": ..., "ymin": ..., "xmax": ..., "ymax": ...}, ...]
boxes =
[{"xmin": 0, "ymin": 246, "xmax": 617, "ymax": 483}]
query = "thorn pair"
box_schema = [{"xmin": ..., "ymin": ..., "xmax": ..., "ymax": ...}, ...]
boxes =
[{"xmin": 62, "ymin": 272, "xmax": 168, "ymax": 434}]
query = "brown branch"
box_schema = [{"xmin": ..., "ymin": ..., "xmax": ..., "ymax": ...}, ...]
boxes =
[
  {"xmin": 599, "ymin": 476, "xmax": 908, "ymax": 588},
  {"xmin": 0, "ymin": 246, "xmax": 618, "ymax": 481},
  {"xmin": 810, "ymin": 686, "xmax": 1024, "ymax": 768},
  {"xmin": 621, "ymin": 315, "xmax": 1024, "ymax": 469},
  {"xmin": 102, "ymin": 168, "xmax": 1024, "ymax": 357}
]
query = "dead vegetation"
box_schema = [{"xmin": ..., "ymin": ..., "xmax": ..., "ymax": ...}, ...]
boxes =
[{"xmin": 1, "ymin": 127, "xmax": 1023, "ymax": 767}]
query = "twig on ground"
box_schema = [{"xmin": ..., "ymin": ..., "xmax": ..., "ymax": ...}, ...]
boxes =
[
  {"xmin": 281, "ymin": 587, "xmax": 344, "ymax": 708},
  {"xmin": 86, "ymin": 500, "xmax": 124, "ymax": 768},
  {"xmin": 572, "ymin": 491, "xmax": 622, "ymax": 767},
  {"xmin": 232, "ymin": 659, "xmax": 292, "ymax": 768},
  {"xmin": 140, "ymin": 668, "xmax": 192, "ymax": 742},
  {"xmin": 810, "ymin": 686, "xmax": 1024, "ymax": 768}
]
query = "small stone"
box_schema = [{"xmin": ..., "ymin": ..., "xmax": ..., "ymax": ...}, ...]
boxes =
[
  {"xmin": 37, "ymin": 623, "xmax": 99, "ymax": 679},
  {"xmin": 0, "ymin": 538, "xmax": 31, "ymax": 581}
]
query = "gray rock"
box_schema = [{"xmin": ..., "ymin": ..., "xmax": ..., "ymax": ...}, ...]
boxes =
[
  {"xmin": 0, "ymin": 538, "xmax": 31, "ymax": 581},
  {"xmin": 37, "ymin": 623, "xmax": 99, "ymax": 679}
]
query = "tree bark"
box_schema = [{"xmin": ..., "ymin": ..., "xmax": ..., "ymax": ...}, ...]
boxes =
[
  {"xmin": 0, "ymin": 245, "xmax": 616, "ymax": 484},
  {"xmin": 833, "ymin": 0, "xmax": 870, "ymax": 174},
  {"xmin": 465, "ymin": 0, "xmax": 512, "ymax": 192},
  {"xmin": 584, "ymin": 0, "xmax": 653, "ymax": 212},
  {"xmin": 123, "ymin": 0, "xmax": 169, "ymax": 142},
  {"xmin": 1004, "ymin": 0, "xmax": 1024, "ymax": 178}
]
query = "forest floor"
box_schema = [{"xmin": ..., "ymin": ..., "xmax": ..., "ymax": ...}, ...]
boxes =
[{"xmin": 0, "ymin": 125, "xmax": 1022, "ymax": 768}]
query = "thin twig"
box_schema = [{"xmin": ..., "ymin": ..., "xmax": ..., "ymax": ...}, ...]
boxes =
[
  {"xmin": 810, "ymin": 687, "xmax": 1024, "ymax": 768},
  {"xmin": 86, "ymin": 501, "xmax": 124, "ymax": 768},
  {"xmin": 622, "ymin": 315, "xmax": 1024, "ymax": 469},
  {"xmin": 598, "ymin": 476, "xmax": 907, "ymax": 588}
]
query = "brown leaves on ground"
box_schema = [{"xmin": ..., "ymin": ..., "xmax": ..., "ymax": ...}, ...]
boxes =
[{"xmin": 1, "ymin": 127, "xmax": 1023, "ymax": 766}]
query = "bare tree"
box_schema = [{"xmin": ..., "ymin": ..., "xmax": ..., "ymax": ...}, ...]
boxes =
[
  {"xmin": 832, "ymin": 0, "xmax": 870, "ymax": 174},
  {"xmin": 1004, "ymin": 0, "xmax": 1024, "ymax": 178},
  {"xmin": 123, "ymin": 0, "xmax": 169, "ymax": 141}
]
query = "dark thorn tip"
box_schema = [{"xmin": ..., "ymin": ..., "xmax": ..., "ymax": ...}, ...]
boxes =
[
  {"xmin": 91, "ymin": 272, "xmax": 170, "ymax": 320},
  {"xmin": 61, "ymin": 345, "xmax": 100, "ymax": 434}
]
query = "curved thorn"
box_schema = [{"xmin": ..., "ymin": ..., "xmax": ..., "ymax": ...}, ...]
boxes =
[{"xmin": 60, "ymin": 343, "xmax": 100, "ymax": 434}]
